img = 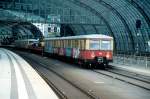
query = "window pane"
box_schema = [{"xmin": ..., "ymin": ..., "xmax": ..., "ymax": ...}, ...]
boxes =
[
  {"xmin": 90, "ymin": 40, "xmax": 99, "ymax": 50},
  {"xmin": 101, "ymin": 40, "xmax": 111, "ymax": 50}
]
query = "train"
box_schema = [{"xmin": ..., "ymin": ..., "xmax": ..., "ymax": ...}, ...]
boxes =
[
  {"xmin": 15, "ymin": 38, "xmax": 44, "ymax": 54},
  {"xmin": 14, "ymin": 34, "xmax": 114, "ymax": 68},
  {"xmin": 15, "ymin": 39, "xmax": 39, "ymax": 49}
]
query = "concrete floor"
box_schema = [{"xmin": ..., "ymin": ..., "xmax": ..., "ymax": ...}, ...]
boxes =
[
  {"xmin": 0, "ymin": 48, "xmax": 59, "ymax": 99},
  {"xmin": 16, "ymin": 50, "xmax": 150, "ymax": 99}
]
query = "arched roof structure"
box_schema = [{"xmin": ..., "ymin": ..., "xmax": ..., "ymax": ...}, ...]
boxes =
[{"xmin": 0, "ymin": 0, "xmax": 150, "ymax": 53}]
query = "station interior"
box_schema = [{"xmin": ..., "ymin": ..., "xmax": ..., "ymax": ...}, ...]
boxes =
[{"xmin": 0, "ymin": 0, "xmax": 150, "ymax": 99}]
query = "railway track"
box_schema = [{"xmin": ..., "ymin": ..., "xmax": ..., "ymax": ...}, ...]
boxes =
[
  {"xmin": 107, "ymin": 68, "xmax": 150, "ymax": 84},
  {"xmin": 5, "ymin": 49, "xmax": 150, "ymax": 99},
  {"xmin": 18, "ymin": 51, "xmax": 99, "ymax": 99},
  {"xmin": 23, "ymin": 57, "xmax": 68, "ymax": 99},
  {"xmin": 93, "ymin": 68, "xmax": 150, "ymax": 91}
]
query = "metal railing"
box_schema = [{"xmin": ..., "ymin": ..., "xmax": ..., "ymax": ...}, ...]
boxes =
[{"xmin": 113, "ymin": 53, "xmax": 150, "ymax": 70}]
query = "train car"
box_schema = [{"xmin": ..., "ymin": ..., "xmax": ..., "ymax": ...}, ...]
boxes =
[
  {"xmin": 28, "ymin": 40, "xmax": 45, "ymax": 54},
  {"xmin": 15, "ymin": 39, "xmax": 39, "ymax": 49},
  {"xmin": 44, "ymin": 34, "xmax": 113, "ymax": 68}
]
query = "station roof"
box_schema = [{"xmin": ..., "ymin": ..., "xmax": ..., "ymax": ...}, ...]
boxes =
[{"xmin": 0, "ymin": 0, "xmax": 150, "ymax": 53}]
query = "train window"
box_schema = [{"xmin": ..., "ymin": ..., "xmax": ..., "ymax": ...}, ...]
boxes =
[
  {"xmin": 60, "ymin": 40, "xmax": 61, "ymax": 48},
  {"xmin": 72, "ymin": 40, "xmax": 75, "ymax": 48},
  {"xmin": 62, "ymin": 40, "xmax": 64, "ymax": 48},
  {"xmin": 80, "ymin": 40, "xmax": 85, "ymax": 50},
  {"xmin": 57, "ymin": 40, "xmax": 59, "ymax": 47},
  {"xmin": 75, "ymin": 40, "xmax": 78, "ymax": 48},
  {"xmin": 65, "ymin": 40, "xmax": 67, "ymax": 48},
  {"xmin": 66, "ymin": 40, "xmax": 68, "ymax": 48},
  {"xmin": 59, "ymin": 40, "xmax": 60, "ymax": 47},
  {"xmin": 71, "ymin": 40, "xmax": 74, "ymax": 48},
  {"xmin": 61, "ymin": 40, "xmax": 63, "ymax": 48},
  {"xmin": 68, "ymin": 40, "xmax": 71, "ymax": 48},
  {"xmin": 79, "ymin": 40, "xmax": 81, "ymax": 49},
  {"xmin": 101, "ymin": 40, "xmax": 111, "ymax": 50},
  {"xmin": 63, "ymin": 40, "xmax": 66, "ymax": 48},
  {"xmin": 78, "ymin": 40, "xmax": 81, "ymax": 49},
  {"xmin": 89, "ymin": 40, "xmax": 100, "ymax": 50},
  {"xmin": 72, "ymin": 40, "xmax": 73, "ymax": 48},
  {"xmin": 59, "ymin": 40, "xmax": 61, "ymax": 47},
  {"xmin": 66, "ymin": 40, "xmax": 67, "ymax": 48},
  {"xmin": 69, "ymin": 40, "xmax": 72, "ymax": 48},
  {"xmin": 56, "ymin": 40, "xmax": 58, "ymax": 47},
  {"xmin": 69, "ymin": 40, "xmax": 71, "ymax": 48},
  {"xmin": 55, "ymin": 40, "xmax": 57, "ymax": 47},
  {"xmin": 63, "ymin": 40, "xmax": 65, "ymax": 48},
  {"xmin": 85, "ymin": 39, "xmax": 89, "ymax": 50}
]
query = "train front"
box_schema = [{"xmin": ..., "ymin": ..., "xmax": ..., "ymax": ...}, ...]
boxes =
[{"xmin": 79, "ymin": 36, "xmax": 113, "ymax": 67}]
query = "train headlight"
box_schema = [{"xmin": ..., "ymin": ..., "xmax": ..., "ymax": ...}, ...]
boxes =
[
  {"xmin": 106, "ymin": 54, "xmax": 110, "ymax": 58},
  {"xmin": 99, "ymin": 52, "xmax": 102, "ymax": 55},
  {"xmin": 91, "ymin": 52, "xmax": 95, "ymax": 58}
]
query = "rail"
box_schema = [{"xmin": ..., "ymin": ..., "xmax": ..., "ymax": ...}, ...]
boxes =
[
  {"xmin": 22, "ymin": 55, "xmax": 68, "ymax": 99},
  {"xmin": 21, "ymin": 53, "xmax": 99, "ymax": 99},
  {"xmin": 93, "ymin": 69, "xmax": 150, "ymax": 90}
]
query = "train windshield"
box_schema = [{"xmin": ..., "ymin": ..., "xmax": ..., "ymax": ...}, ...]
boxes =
[
  {"xmin": 101, "ymin": 40, "xmax": 112, "ymax": 50},
  {"xmin": 89, "ymin": 40, "xmax": 100, "ymax": 50},
  {"xmin": 89, "ymin": 40, "xmax": 112, "ymax": 50}
]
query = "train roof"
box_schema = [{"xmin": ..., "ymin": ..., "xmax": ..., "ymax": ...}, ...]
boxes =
[
  {"xmin": 15, "ymin": 39, "xmax": 39, "ymax": 42},
  {"xmin": 45, "ymin": 34, "xmax": 113, "ymax": 40}
]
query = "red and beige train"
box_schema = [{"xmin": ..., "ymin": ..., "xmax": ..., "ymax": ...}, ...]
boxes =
[{"xmin": 15, "ymin": 34, "xmax": 114, "ymax": 68}]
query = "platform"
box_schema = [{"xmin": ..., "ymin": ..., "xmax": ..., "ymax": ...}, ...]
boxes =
[
  {"xmin": 110, "ymin": 55, "xmax": 150, "ymax": 77},
  {"xmin": 0, "ymin": 48, "xmax": 59, "ymax": 99}
]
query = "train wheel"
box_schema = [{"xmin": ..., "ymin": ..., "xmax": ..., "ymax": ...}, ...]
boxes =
[
  {"xmin": 94, "ymin": 64, "xmax": 97, "ymax": 69},
  {"xmin": 81, "ymin": 62, "xmax": 88, "ymax": 69},
  {"xmin": 94, "ymin": 63, "xmax": 99, "ymax": 69},
  {"xmin": 78, "ymin": 60, "xmax": 82, "ymax": 67},
  {"xmin": 87, "ymin": 63, "xmax": 92, "ymax": 69},
  {"xmin": 102, "ymin": 62, "xmax": 108, "ymax": 69}
]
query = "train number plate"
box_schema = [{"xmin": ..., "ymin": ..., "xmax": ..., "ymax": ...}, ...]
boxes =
[{"xmin": 97, "ymin": 57, "xmax": 103, "ymax": 62}]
